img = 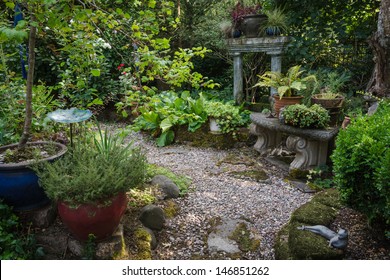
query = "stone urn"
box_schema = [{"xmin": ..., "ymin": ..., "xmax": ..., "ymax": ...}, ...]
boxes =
[{"xmin": 240, "ymin": 14, "xmax": 267, "ymax": 38}]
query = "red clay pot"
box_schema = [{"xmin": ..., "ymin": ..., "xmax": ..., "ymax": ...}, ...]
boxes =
[
  {"xmin": 273, "ymin": 95, "xmax": 303, "ymax": 117},
  {"xmin": 57, "ymin": 192, "xmax": 128, "ymax": 241}
]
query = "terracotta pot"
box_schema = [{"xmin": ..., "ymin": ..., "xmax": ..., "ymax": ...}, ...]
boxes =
[
  {"xmin": 58, "ymin": 192, "xmax": 128, "ymax": 241},
  {"xmin": 311, "ymin": 94, "xmax": 345, "ymax": 126},
  {"xmin": 311, "ymin": 94, "xmax": 345, "ymax": 109},
  {"xmin": 273, "ymin": 95, "xmax": 303, "ymax": 117},
  {"xmin": 0, "ymin": 141, "xmax": 68, "ymax": 211}
]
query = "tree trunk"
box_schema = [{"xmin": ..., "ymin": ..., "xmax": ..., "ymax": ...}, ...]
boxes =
[
  {"xmin": 18, "ymin": 14, "xmax": 36, "ymax": 148},
  {"xmin": 367, "ymin": 0, "xmax": 390, "ymax": 98}
]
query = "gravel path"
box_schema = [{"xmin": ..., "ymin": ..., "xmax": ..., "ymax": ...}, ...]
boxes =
[{"xmin": 125, "ymin": 131, "xmax": 313, "ymax": 260}]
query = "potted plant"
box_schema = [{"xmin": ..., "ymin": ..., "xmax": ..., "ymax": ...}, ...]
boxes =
[
  {"xmin": 280, "ymin": 104, "xmax": 330, "ymax": 129},
  {"xmin": 311, "ymin": 71, "xmax": 350, "ymax": 125},
  {"xmin": 34, "ymin": 125, "xmax": 147, "ymax": 241},
  {"xmin": 254, "ymin": 65, "xmax": 317, "ymax": 116},
  {"xmin": 230, "ymin": 1, "xmax": 266, "ymax": 38},
  {"xmin": 261, "ymin": 7, "xmax": 289, "ymax": 36},
  {"xmin": 0, "ymin": 3, "xmax": 69, "ymax": 210},
  {"xmin": 204, "ymin": 100, "xmax": 251, "ymax": 136}
]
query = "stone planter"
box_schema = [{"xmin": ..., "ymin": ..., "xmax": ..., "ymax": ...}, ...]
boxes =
[
  {"xmin": 209, "ymin": 118, "xmax": 222, "ymax": 134},
  {"xmin": 240, "ymin": 14, "xmax": 267, "ymax": 38}
]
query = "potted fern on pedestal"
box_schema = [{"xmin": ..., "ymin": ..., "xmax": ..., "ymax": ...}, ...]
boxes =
[{"xmin": 254, "ymin": 65, "xmax": 317, "ymax": 117}]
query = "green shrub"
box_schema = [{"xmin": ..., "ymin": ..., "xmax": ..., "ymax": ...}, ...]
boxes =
[
  {"xmin": 282, "ymin": 104, "xmax": 330, "ymax": 128},
  {"xmin": 35, "ymin": 126, "xmax": 147, "ymax": 206},
  {"xmin": 331, "ymin": 101, "xmax": 390, "ymax": 234}
]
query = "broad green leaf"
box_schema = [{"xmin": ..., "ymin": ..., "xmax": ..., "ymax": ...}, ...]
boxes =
[
  {"xmin": 160, "ymin": 118, "xmax": 173, "ymax": 132},
  {"xmin": 91, "ymin": 69, "xmax": 101, "ymax": 77},
  {"xmin": 157, "ymin": 130, "xmax": 174, "ymax": 147}
]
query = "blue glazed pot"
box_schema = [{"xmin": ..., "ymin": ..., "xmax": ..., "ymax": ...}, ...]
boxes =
[{"xmin": 0, "ymin": 142, "xmax": 67, "ymax": 211}]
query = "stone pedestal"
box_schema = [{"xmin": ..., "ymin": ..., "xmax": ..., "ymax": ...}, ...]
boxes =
[
  {"xmin": 250, "ymin": 113, "xmax": 339, "ymax": 172},
  {"xmin": 226, "ymin": 37, "xmax": 290, "ymax": 103}
]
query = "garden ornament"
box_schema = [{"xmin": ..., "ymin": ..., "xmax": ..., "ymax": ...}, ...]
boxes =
[
  {"xmin": 47, "ymin": 108, "xmax": 92, "ymax": 147},
  {"xmin": 297, "ymin": 225, "xmax": 348, "ymax": 249}
]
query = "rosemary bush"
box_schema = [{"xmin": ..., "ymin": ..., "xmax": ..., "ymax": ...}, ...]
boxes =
[{"xmin": 35, "ymin": 127, "xmax": 147, "ymax": 205}]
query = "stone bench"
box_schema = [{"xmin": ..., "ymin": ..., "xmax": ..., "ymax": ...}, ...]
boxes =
[{"xmin": 250, "ymin": 113, "xmax": 339, "ymax": 172}]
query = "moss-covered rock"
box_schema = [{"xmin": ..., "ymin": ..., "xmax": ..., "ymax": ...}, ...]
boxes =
[
  {"xmin": 310, "ymin": 188, "xmax": 342, "ymax": 209},
  {"xmin": 288, "ymin": 222, "xmax": 344, "ymax": 260},
  {"xmin": 274, "ymin": 224, "xmax": 292, "ymax": 260},
  {"xmin": 229, "ymin": 222, "xmax": 261, "ymax": 252},
  {"xmin": 133, "ymin": 227, "xmax": 153, "ymax": 260},
  {"xmin": 274, "ymin": 189, "xmax": 345, "ymax": 260},
  {"xmin": 291, "ymin": 201, "xmax": 338, "ymax": 226},
  {"xmin": 163, "ymin": 200, "xmax": 180, "ymax": 219}
]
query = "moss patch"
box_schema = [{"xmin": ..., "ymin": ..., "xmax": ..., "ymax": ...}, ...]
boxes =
[
  {"xmin": 291, "ymin": 201, "xmax": 338, "ymax": 226},
  {"xmin": 274, "ymin": 189, "xmax": 346, "ymax": 260},
  {"xmin": 229, "ymin": 169, "xmax": 268, "ymax": 182},
  {"xmin": 229, "ymin": 222, "xmax": 260, "ymax": 252},
  {"xmin": 174, "ymin": 124, "xmax": 240, "ymax": 150},
  {"xmin": 274, "ymin": 224, "xmax": 292, "ymax": 260},
  {"xmin": 288, "ymin": 222, "xmax": 344, "ymax": 260},
  {"xmin": 163, "ymin": 200, "xmax": 180, "ymax": 219},
  {"xmin": 310, "ymin": 188, "xmax": 342, "ymax": 209},
  {"xmin": 133, "ymin": 227, "xmax": 153, "ymax": 260},
  {"xmin": 147, "ymin": 164, "xmax": 192, "ymax": 195},
  {"xmin": 288, "ymin": 168, "xmax": 310, "ymax": 179},
  {"xmin": 217, "ymin": 153, "xmax": 258, "ymax": 167}
]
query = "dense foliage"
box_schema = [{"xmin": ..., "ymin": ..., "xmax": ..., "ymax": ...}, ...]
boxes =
[
  {"xmin": 0, "ymin": 200, "xmax": 43, "ymax": 259},
  {"xmin": 331, "ymin": 101, "xmax": 390, "ymax": 234},
  {"xmin": 282, "ymin": 104, "xmax": 330, "ymax": 129},
  {"xmin": 277, "ymin": 0, "xmax": 379, "ymax": 91}
]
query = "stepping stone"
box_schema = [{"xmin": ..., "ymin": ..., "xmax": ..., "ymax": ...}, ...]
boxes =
[{"xmin": 207, "ymin": 218, "xmax": 242, "ymax": 254}]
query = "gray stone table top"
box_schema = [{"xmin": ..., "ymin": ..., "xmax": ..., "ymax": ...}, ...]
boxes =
[
  {"xmin": 250, "ymin": 113, "xmax": 339, "ymax": 141},
  {"xmin": 226, "ymin": 36, "xmax": 290, "ymax": 54}
]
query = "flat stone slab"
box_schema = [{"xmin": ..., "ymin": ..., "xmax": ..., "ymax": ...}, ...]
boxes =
[
  {"xmin": 251, "ymin": 113, "xmax": 339, "ymax": 141},
  {"xmin": 207, "ymin": 219, "xmax": 243, "ymax": 254},
  {"xmin": 226, "ymin": 36, "xmax": 290, "ymax": 53},
  {"xmin": 289, "ymin": 180, "xmax": 316, "ymax": 193}
]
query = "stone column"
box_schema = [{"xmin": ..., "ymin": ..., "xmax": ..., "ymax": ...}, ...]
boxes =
[
  {"xmin": 270, "ymin": 53, "xmax": 282, "ymax": 96},
  {"xmin": 233, "ymin": 52, "xmax": 243, "ymax": 104}
]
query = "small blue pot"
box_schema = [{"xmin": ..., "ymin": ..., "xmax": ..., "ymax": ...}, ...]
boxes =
[{"xmin": 0, "ymin": 141, "xmax": 67, "ymax": 211}]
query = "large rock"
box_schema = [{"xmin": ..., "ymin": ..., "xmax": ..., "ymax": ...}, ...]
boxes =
[
  {"xmin": 151, "ymin": 175, "xmax": 180, "ymax": 199},
  {"xmin": 274, "ymin": 189, "xmax": 345, "ymax": 260},
  {"xmin": 139, "ymin": 205, "xmax": 166, "ymax": 230}
]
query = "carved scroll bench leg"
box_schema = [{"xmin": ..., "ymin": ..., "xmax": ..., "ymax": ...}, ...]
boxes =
[
  {"xmin": 286, "ymin": 135, "xmax": 329, "ymax": 171},
  {"xmin": 250, "ymin": 123, "xmax": 282, "ymax": 155}
]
